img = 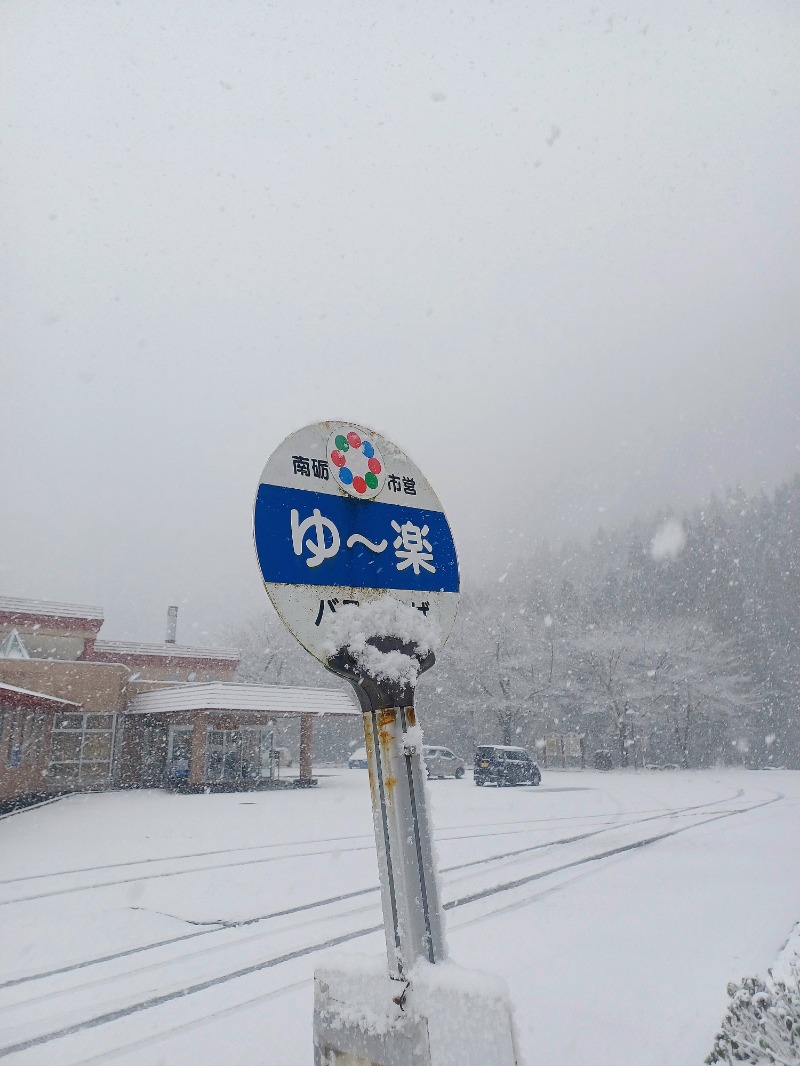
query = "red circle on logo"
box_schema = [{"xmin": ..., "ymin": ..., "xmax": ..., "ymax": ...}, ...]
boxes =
[
  {"xmin": 331, "ymin": 450, "xmax": 346, "ymax": 468},
  {"xmin": 347, "ymin": 432, "xmax": 362, "ymax": 449},
  {"xmin": 352, "ymin": 476, "xmax": 367, "ymax": 494},
  {"xmin": 368, "ymin": 458, "xmax": 382, "ymax": 475}
]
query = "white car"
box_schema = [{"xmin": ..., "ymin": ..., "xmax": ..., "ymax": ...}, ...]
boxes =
[
  {"xmin": 348, "ymin": 746, "xmax": 465, "ymax": 778},
  {"xmin": 348, "ymin": 747, "xmax": 368, "ymax": 769},
  {"xmin": 423, "ymin": 746, "xmax": 465, "ymax": 780}
]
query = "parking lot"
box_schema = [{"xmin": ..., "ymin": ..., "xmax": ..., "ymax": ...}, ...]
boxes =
[{"xmin": 1, "ymin": 768, "xmax": 798, "ymax": 1064}]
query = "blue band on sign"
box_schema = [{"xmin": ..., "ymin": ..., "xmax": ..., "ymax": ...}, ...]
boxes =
[{"xmin": 254, "ymin": 484, "xmax": 459, "ymax": 593}]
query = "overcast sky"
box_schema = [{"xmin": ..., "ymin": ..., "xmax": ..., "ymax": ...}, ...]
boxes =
[{"xmin": 2, "ymin": 0, "xmax": 799, "ymax": 645}]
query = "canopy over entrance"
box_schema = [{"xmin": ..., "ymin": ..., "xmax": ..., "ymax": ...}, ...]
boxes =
[{"xmin": 124, "ymin": 682, "xmax": 359, "ymax": 791}]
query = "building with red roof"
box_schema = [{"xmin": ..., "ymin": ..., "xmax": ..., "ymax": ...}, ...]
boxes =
[{"xmin": 0, "ymin": 596, "xmax": 357, "ymax": 807}]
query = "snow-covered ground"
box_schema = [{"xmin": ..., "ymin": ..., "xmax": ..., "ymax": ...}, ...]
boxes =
[{"xmin": 0, "ymin": 768, "xmax": 798, "ymax": 1065}]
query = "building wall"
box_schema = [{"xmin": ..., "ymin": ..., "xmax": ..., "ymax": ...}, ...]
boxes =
[
  {"xmin": 92, "ymin": 657, "xmax": 238, "ymax": 684},
  {"xmin": 120, "ymin": 711, "xmax": 311, "ymax": 790},
  {"xmin": 0, "ymin": 661, "xmax": 129, "ymax": 803},
  {"xmin": 0, "ymin": 704, "xmax": 50, "ymax": 805},
  {"xmin": 0, "ymin": 660, "xmax": 129, "ymax": 713},
  {"xmin": 0, "ymin": 599, "xmax": 245, "ymax": 801},
  {"xmin": 0, "ymin": 659, "xmax": 328, "ymax": 801}
]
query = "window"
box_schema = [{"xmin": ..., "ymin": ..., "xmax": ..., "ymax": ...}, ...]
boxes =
[
  {"xmin": 82, "ymin": 732, "xmax": 112, "ymax": 763},
  {"xmin": 86, "ymin": 713, "xmax": 113, "ymax": 730},
  {"xmin": 6, "ymin": 709, "xmax": 26, "ymax": 767},
  {"xmin": 205, "ymin": 727, "xmax": 269, "ymax": 783},
  {"xmin": 50, "ymin": 733, "xmax": 82, "ymax": 762},
  {"xmin": 4, "ymin": 709, "xmax": 45, "ymax": 767},
  {"xmin": 56, "ymin": 713, "xmax": 84, "ymax": 731},
  {"xmin": 168, "ymin": 726, "xmax": 193, "ymax": 782},
  {"xmin": 48, "ymin": 712, "xmax": 116, "ymax": 784},
  {"xmin": 24, "ymin": 713, "xmax": 46, "ymax": 762}
]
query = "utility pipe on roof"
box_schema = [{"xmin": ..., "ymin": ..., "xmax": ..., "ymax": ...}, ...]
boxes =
[{"xmin": 166, "ymin": 606, "xmax": 178, "ymax": 644}]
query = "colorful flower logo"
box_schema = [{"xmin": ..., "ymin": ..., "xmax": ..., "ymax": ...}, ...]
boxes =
[{"xmin": 327, "ymin": 428, "xmax": 385, "ymax": 500}]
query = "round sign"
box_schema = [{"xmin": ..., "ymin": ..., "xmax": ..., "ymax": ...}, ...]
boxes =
[{"xmin": 253, "ymin": 421, "xmax": 460, "ymax": 665}]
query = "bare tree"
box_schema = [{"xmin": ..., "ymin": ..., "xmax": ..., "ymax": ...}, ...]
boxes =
[
  {"xmin": 231, "ymin": 608, "xmax": 331, "ymax": 688},
  {"xmin": 640, "ymin": 621, "xmax": 761, "ymax": 767},
  {"xmin": 436, "ymin": 591, "xmax": 571, "ymax": 752},
  {"xmin": 582, "ymin": 639, "xmax": 637, "ymax": 767},
  {"xmin": 578, "ymin": 620, "xmax": 763, "ymax": 768}
]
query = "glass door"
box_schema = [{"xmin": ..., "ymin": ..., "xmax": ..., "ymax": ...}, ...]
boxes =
[
  {"xmin": 205, "ymin": 728, "xmax": 272, "ymax": 784},
  {"xmin": 168, "ymin": 726, "xmax": 193, "ymax": 785},
  {"xmin": 222, "ymin": 731, "xmax": 243, "ymax": 781}
]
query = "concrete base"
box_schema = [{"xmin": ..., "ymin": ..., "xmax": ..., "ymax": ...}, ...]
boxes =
[{"xmin": 313, "ymin": 956, "xmax": 523, "ymax": 1066}]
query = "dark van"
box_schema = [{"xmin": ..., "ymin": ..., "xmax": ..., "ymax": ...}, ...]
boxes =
[{"xmin": 474, "ymin": 745, "xmax": 542, "ymax": 787}]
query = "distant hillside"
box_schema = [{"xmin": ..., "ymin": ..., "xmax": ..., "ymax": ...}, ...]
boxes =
[{"xmin": 237, "ymin": 472, "xmax": 800, "ymax": 768}]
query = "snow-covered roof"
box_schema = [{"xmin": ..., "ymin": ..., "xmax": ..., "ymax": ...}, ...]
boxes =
[
  {"xmin": 93, "ymin": 640, "xmax": 239, "ymax": 662},
  {"xmin": 0, "ymin": 682, "xmax": 81, "ymax": 707},
  {"xmin": 128, "ymin": 681, "xmax": 359, "ymax": 717},
  {"xmin": 0, "ymin": 596, "xmax": 104, "ymax": 623}
]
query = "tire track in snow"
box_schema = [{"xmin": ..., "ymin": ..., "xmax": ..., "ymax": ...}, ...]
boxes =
[
  {"xmin": 56, "ymin": 792, "xmax": 788, "ymax": 1066},
  {"xmin": 0, "ymin": 789, "xmax": 747, "ymax": 993},
  {"xmin": 0, "ymin": 790, "xmax": 781, "ymax": 1060},
  {"xmin": 0, "ymin": 786, "xmax": 744, "ymax": 905},
  {"xmin": 69, "ymin": 979, "xmax": 311, "ymax": 1066},
  {"xmin": 0, "ymin": 809, "xmax": 636, "ymax": 888},
  {"xmin": 2, "ymin": 807, "xmax": 620, "ymax": 888},
  {"xmin": 0, "ymin": 791, "xmax": 744, "ymax": 991}
]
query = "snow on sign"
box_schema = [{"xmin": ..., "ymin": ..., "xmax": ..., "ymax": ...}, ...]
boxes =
[{"xmin": 253, "ymin": 421, "xmax": 460, "ymax": 663}]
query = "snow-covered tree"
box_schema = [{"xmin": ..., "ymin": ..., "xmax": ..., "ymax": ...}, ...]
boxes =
[{"xmin": 231, "ymin": 608, "xmax": 359, "ymax": 763}]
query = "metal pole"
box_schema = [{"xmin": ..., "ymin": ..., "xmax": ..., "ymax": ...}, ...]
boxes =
[
  {"xmin": 399, "ymin": 705, "xmax": 446, "ymax": 963},
  {"xmin": 362, "ymin": 702, "xmax": 446, "ymax": 977},
  {"xmin": 330, "ymin": 641, "xmax": 446, "ymax": 978},
  {"xmin": 363, "ymin": 707, "xmax": 404, "ymax": 978}
]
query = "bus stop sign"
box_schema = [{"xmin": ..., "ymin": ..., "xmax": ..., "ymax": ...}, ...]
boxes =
[
  {"xmin": 253, "ymin": 421, "xmax": 460, "ymax": 661},
  {"xmin": 253, "ymin": 422, "xmax": 521, "ymax": 1066}
]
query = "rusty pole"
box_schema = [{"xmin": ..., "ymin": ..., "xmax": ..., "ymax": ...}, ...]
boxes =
[{"xmin": 329, "ymin": 640, "xmax": 446, "ymax": 980}]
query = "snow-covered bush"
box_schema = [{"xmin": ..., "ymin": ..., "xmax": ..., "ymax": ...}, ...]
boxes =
[{"xmin": 706, "ymin": 935, "xmax": 800, "ymax": 1064}]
